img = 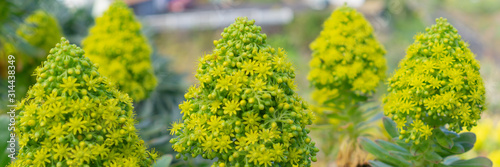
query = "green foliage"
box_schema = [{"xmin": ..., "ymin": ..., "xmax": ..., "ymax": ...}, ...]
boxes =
[
  {"xmin": 82, "ymin": 1, "xmax": 156, "ymax": 102},
  {"xmin": 360, "ymin": 117, "xmax": 492, "ymax": 167},
  {"xmin": 384, "ymin": 18, "xmax": 486, "ymax": 144},
  {"xmin": 170, "ymin": 17, "xmax": 318, "ymax": 167},
  {"xmin": 11, "ymin": 38, "xmax": 157, "ymax": 166},
  {"xmin": 0, "ymin": 115, "xmax": 12, "ymax": 166},
  {"xmin": 134, "ymin": 53, "xmax": 185, "ymax": 154}
]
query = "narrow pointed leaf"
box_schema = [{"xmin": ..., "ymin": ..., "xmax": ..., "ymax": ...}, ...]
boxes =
[
  {"xmin": 369, "ymin": 160, "xmax": 394, "ymax": 167},
  {"xmin": 376, "ymin": 139, "xmax": 408, "ymax": 153},
  {"xmin": 359, "ymin": 137, "xmax": 411, "ymax": 166}
]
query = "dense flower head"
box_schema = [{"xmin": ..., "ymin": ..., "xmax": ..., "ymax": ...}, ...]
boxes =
[
  {"xmin": 308, "ymin": 6, "xmax": 386, "ymax": 109},
  {"xmin": 11, "ymin": 38, "xmax": 157, "ymax": 167},
  {"xmin": 17, "ymin": 10, "xmax": 62, "ymax": 54},
  {"xmin": 383, "ymin": 18, "xmax": 486, "ymax": 144},
  {"xmin": 170, "ymin": 17, "xmax": 319, "ymax": 167},
  {"xmin": 82, "ymin": 1, "xmax": 156, "ymax": 102}
]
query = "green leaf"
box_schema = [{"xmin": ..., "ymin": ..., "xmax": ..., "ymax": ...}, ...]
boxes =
[
  {"xmin": 435, "ymin": 129, "xmax": 454, "ymax": 149},
  {"xmin": 443, "ymin": 156, "xmax": 461, "ymax": 165},
  {"xmin": 388, "ymin": 150, "xmax": 413, "ymax": 160},
  {"xmin": 449, "ymin": 157, "xmax": 492, "ymax": 167},
  {"xmin": 153, "ymin": 154, "xmax": 173, "ymax": 167},
  {"xmin": 454, "ymin": 132, "xmax": 476, "ymax": 153},
  {"xmin": 369, "ymin": 160, "xmax": 394, "ymax": 167},
  {"xmin": 435, "ymin": 146, "xmax": 455, "ymax": 158},
  {"xmin": 359, "ymin": 137, "xmax": 411, "ymax": 166},
  {"xmin": 383, "ymin": 117, "xmax": 399, "ymax": 138},
  {"xmin": 424, "ymin": 151, "xmax": 443, "ymax": 164},
  {"xmin": 449, "ymin": 143, "xmax": 465, "ymax": 154},
  {"xmin": 376, "ymin": 139, "xmax": 408, "ymax": 153}
]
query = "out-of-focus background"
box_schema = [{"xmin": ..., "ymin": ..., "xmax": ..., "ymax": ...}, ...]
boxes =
[{"xmin": 1, "ymin": 0, "xmax": 499, "ymax": 166}]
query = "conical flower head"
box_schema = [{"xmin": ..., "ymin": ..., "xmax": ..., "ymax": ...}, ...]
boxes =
[
  {"xmin": 17, "ymin": 10, "xmax": 62, "ymax": 53},
  {"xmin": 82, "ymin": 1, "xmax": 156, "ymax": 102},
  {"xmin": 384, "ymin": 18, "xmax": 486, "ymax": 144},
  {"xmin": 11, "ymin": 38, "xmax": 157, "ymax": 167},
  {"xmin": 170, "ymin": 17, "xmax": 318, "ymax": 167},
  {"xmin": 308, "ymin": 6, "xmax": 386, "ymax": 108}
]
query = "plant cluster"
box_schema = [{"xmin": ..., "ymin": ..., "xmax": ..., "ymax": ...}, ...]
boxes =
[
  {"xmin": 361, "ymin": 18, "xmax": 491, "ymax": 167},
  {"xmin": 383, "ymin": 17, "xmax": 486, "ymax": 144},
  {"xmin": 307, "ymin": 6, "xmax": 387, "ymax": 167},
  {"xmin": 82, "ymin": 1, "xmax": 156, "ymax": 102},
  {"xmin": 11, "ymin": 38, "xmax": 157, "ymax": 167},
  {"xmin": 170, "ymin": 17, "xmax": 318, "ymax": 167},
  {"xmin": 308, "ymin": 5, "xmax": 386, "ymax": 109}
]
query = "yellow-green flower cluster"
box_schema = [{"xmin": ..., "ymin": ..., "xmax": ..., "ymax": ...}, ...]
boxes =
[
  {"xmin": 17, "ymin": 10, "xmax": 62, "ymax": 54},
  {"xmin": 384, "ymin": 18, "xmax": 486, "ymax": 144},
  {"xmin": 308, "ymin": 6, "xmax": 386, "ymax": 109},
  {"xmin": 11, "ymin": 38, "xmax": 157, "ymax": 167},
  {"xmin": 170, "ymin": 17, "xmax": 318, "ymax": 167},
  {"xmin": 82, "ymin": 1, "xmax": 156, "ymax": 102}
]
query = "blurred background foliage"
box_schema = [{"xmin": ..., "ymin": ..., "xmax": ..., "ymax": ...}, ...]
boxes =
[{"xmin": 0, "ymin": 0, "xmax": 499, "ymax": 166}]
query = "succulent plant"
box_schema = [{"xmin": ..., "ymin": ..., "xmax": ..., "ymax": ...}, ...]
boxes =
[
  {"xmin": 307, "ymin": 5, "xmax": 387, "ymax": 166},
  {"xmin": 11, "ymin": 38, "xmax": 157, "ymax": 167},
  {"xmin": 82, "ymin": 0, "xmax": 156, "ymax": 102},
  {"xmin": 361, "ymin": 18, "xmax": 491, "ymax": 167},
  {"xmin": 169, "ymin": 17, "xmax": 319, "ymax": 167},
  {"xmin": 308, "ymin": 5, "xmax": 386, "ymax": 109},
  {"xmin": 17, "ymin": 10, "xmax": 62, "ymax": 55},
  {"xmin": 383, "ymin": 17, "xmax": 486, "ymax": 144}
]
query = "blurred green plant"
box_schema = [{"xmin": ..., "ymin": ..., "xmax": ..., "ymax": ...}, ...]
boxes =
[
  {"xmin": 83, "ymin": 1, "xmax": 157, "ymax": 102},
  {"xmin": 361, "ymin": 18, "xmax": 492, "ymax": 167},
  {"xmin": 307, "ymin": 5, "xmax": 387, "ymax": 167},
  {"xmin": 0, "ymin": 115, "xmax": 12, "ymax": 166},
  {"xmin": 0, "ymin": 6, "xmax": 62, "ymax": 115},
  {"xmin": 134, "ymin": 53, "xmax": 185, "ymax": 154},
  {"xmin": 0, "ymin": 0, "xmax": 92, "ymax": 114},
  {"xmin": 17, "ymin": 10, "xmax": 62, "ymax": 54}
]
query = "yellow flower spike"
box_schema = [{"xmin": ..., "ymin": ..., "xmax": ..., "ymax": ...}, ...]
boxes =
[
  {"xmin": 11, "ymin": 38, "xmax": 156, "ymax": 167},
  {"xmin": 308, "ymin": 5, "xmax": 386, "ymax": 109},
  {"xmin": 82, "ymin": 1, "xmax": 156, "ymax": 102},
  {"xmin": 384, "ymin": 17, "xmax": 486, "ymax": 144},
  {"xmin": 307, "ymin": 6, "xmax": 386, "ymax": 167},
  {"xmin": 170, "ymin": 17, "xmax": 318, "ymax": 166}
]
